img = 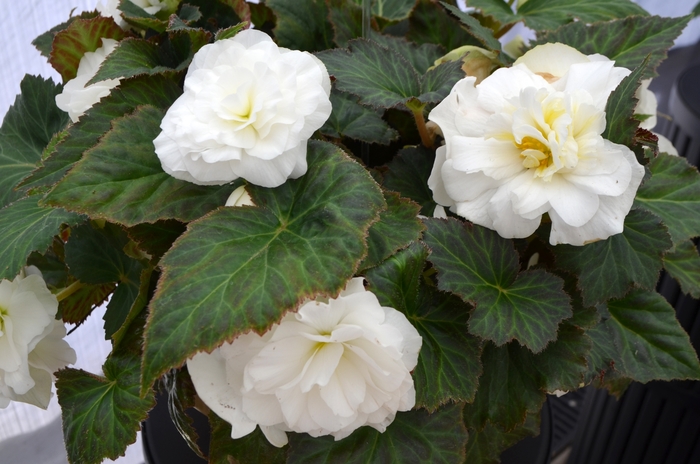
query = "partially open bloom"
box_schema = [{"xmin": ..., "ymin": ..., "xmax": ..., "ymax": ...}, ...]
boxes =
[
  {"xmin": 55, "ymin": 38, "xmax": 120, "ymax": 123},
  {"xmin": 154, "ymin": 29, "xmax": 332, "ymax": 188},
  {"xmin": 0, "ymin": 268, "xmax": 76, "ymax": 409},
  {"xmin": 187, "ymin": 278, "xmax": 422, "ymax": 447},
  {"xmin": 428, "ymin": 43, "xmax": 645, "ymax": 245}
]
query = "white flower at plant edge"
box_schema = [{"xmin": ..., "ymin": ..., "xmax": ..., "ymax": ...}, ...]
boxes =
[
  {"xmin": 225, "ymin": 185, "xmax": 255, "ymax": 207},
  {"xmin": 635, "ymin": 78, "xmax": 679, "ymax": 157},
  {"xmin": 428, "ymin": 42, "xmax": 646, "ymax": 246},
  {"xmin": 97, "ymin": 0, "xmax": 169, "ymax": 18},
  {"xmin": 187, "ymin": 278, "xmax": 422, "ymax": 447},
  {"xmin": 0, "ymin": 267, "xmax": 76, "ymax": 409},
  {"xmin": 55, "ymin": 38, "xmax": 121, "ymax": 123},
  {"xmin": 154, "ymin": 29, "xmax": 332, "ymax": 188}
]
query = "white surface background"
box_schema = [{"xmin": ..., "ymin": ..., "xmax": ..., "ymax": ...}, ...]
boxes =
[{"xmin": 0, "ymin": 1, "xmax": 698, "ymax": 463}]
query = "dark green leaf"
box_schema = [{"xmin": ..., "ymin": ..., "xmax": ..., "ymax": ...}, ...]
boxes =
[
  {"xmin": 20, "ymin": 74, "xmax": 182, "ymax": 192},
  {"xmin": 103, "ymin": 263, "xmax": 147, "ymax": 340},
  {"xmin": 554, "ymin": 209, "xmax": 672, "ymax": 307},
  {"xmin": 119, "ymin": 0, "xmax": 167, "ymax": 32},
  {"xmin": 465, "ymin": 415, "xmax": 540, "ymax": 464},
  {"xmin": 366, "ymin": 243, "xmax": 483, "ymax": 409},
  {"xmin": 61, "ymin": 283, "xmax": 116, "ymax": 325},
  {"xmin": 141, "ymin": 141, "xmax": 385, "ymax": 394},
  {"xmin": 318, "ymin": 39, "xmax": 462, "ymax": 108},
  {"xmin": 209, "ymin": 415, "xmax": 286, "ymax": 464},
  {"xmin": 422, "ymin": 218, "xmax": 571, "ymax": 352},
  {"xmin": 360, "ymin": 192, "xmax": 424, "ymax": 270},
  {"xmin": 408, "ymin": 0, "xmax": 479, "ymax": 51},
  {"xmin": 533, "ymin": 15, "xmax": 691, "ymax": 79},
  {"xmin": 369, "ymin": 32, "xmax": 444, "ymax": 75},
  {"xmin": 0, "ymin": 75, "xmax": 70, "ymax": 207},
  {"xmin": 287, "ymin": 404, "xmax": 467, "ymax": 464},
  {"xmin": 49, "ymin": 16, "xmax": 126, "ymax": 81},
  {"xmin": 694, "ymin": 1, "xmax": 700, "ymax": 16},
  {"xmin": 587, "ymin": 289, "xmax": 700, "ymax": 383},
  {"xmin": 178, "ymin": 4, "xmax": 204, "ymax": 23},
  {"xmin": 318, "ymin": 38, "xmax": 422, "ymax": 108},
  {"xmin": 88, "ymin": 28, "xmax": 212, "ymax": 85},
  {"xmin": 634, "ymin": 153, "xmax": 700, "ymax": 245},
  {"xmin": 126, "ymin": 219, "xmax": 188, "ymax": 263},
  {"xmin": 463, "ymin": 342, "xmax": 545, "ymax": 431},
  {"xmin": 328, "ymin": 0, "xmax": 363, "ymax": 48},
  {"xmin": 0, "ymin": 197, "xmax": 83, "ymax": 280},
  {"xmin": 418, "ymin": 59, "xmax": 464, "ymax": 104},
  {"xmin": 32, "ymin": 10, "xmax": 99, "ymax": 58},
  {"xmin": 535, "ymin": 324, "xmax": 590, "ymax": 393},
  {"xmin": 320, "ymin": 90, "xmax": 399, "ymax": 145},
  {"xmin": 663, "ymin": 239, "xmax": 700, "ymax": 298},
  {"xmin": 602, "ymin": 56, "xmax": 649, "ymax": 147},
  {"xmin": 383, "ymin": 145, "xmax": 437, "ymax": 216},
  {"xmin": 27, "ymin": 244, "xmax": 69, "ymax": 289},
  {"xmin": 470, "ymin": 0, "xmax": 648, "ymax": 31},
  {"xmin": 57, "ymin": 352, "xmax": 155, "ymax": 464},
  {"xmin": 43, "ymin": 105, "xmax": 233, "ymax": 227},
  {"xmin": 441, "ymin": 2, "xmax": 507, "ymax": 62},
  {"xmin": 370, "ymin": 0, "xmax": 418, "ymax": 21},
  {"xmin": 267, "ymin": 0, "xmax": 333, "ymax": 52}
]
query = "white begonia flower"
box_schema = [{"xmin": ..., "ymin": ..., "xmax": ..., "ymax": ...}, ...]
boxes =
[
  {"xmin": 55, "ymin": 38, "xmax": 121, "ymax": 123},
  {"xmin": 187, "ymin": 277, "xmax": 422, "ymax": 447},
  {"xmin": 154, "ymin": 29, "xmax": 332, "ymax": 189},
  {"xmin": 428, "ymin": 42, "xmax": 645, "ymax": 246},
  {"xmin": 0, "ymin": 267, "xmax": 76, "ymax": 409},
  {"xmin": 633, "ymin": 79, "xmax": 679, "ymax": 156},
  {"xmin": 225, "ymin": 185, "xmax": 255, "ymax": 207}
]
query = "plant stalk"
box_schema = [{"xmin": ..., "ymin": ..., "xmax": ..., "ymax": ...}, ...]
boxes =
[
  {"xmin": 412, "ymin": 106, "xmax": 434, "ymax": 149},
  {"xmin": 55, "ymin": 280, "xmax": 83, "ymax": 302}
]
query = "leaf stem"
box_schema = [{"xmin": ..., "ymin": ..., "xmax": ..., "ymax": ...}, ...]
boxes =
[
  {"xmin": 411, "ymin": 105, "xmax": 434, "ymax": 149},
  {"xmin": 56, "ymin": 281, "xmax": 83, "ymax": 302}
]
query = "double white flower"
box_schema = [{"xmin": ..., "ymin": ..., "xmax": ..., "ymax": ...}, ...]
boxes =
[
  {"xmin": 154, "ymin": 29, "xmax": 332, "ymax": 188},
  {"xmin": 428, "ymin": 43, "xmax": 646, "ymax": 246},
  {"xmin": 187, "ymin": 278, "xmax": 422, "ymax": 447},
  {"xmin": 0, "ymin": 268, "xmax": 76, "ymax": 409}
]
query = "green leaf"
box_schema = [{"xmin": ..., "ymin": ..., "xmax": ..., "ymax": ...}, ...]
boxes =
[
  {"xmin": 209, "ymin": 415, "xmax": 286, "ymax": 464},
  {"xmin": 87, "ymin": 28, "xmax": 212, "ymax": 85},
  {"xmin": 634, "ymin": 153, "xmax": 700, "ymax": 245},
  {"xmin": 320, "ymin": 90, "xmax": 399, "ymax": 145},
  {"xmin": 441, "ymin": 2, "xmax": 507, "ymax": 62},
  {"xmin": 588, "ymin": 289, "xmax": 700, "ymax": 383},
  {"xmin": 119, "ymin": 0, "xmax": 167, "ymax": 32},
  {"xmin": 360, "ymin": 192, "xmax": 424, "ymax": 270},
  {"xmin": 267, "ymin": 0, "xmax": 334, "ymax": 52},
  {"xmin": 328, "ymin": 0, "xmax": 363, "ymax": 48},
  {"xmin": 57, "ymin": 353, "xmax": 155, "ymax": 464},
  {"xmin": 141, "ymin": 140, "xmax": 385, "ymax": 393},
  {"xmin": 366, "ymin": 243, "xmax": 483, "ymax": 409},
  {"xmin": 61, "ymin": 283, "xmax": 116, "ymax": 325},
  {"xmin": 287, "ymin": 404, "xmax": 467, "ymax": 464},
  {"xmin": 408, "ymin": 0, "xmax": 480, "ymax": 51},
  {"xmin": 422, "ymin": 218, "xmax": 571, "ymax": 352},
  {"xmin": 126, "ymin": 219, "xmax": 188, "ymax": 263},
  {"xmin": 214, "ymin": 22, "xmax": 247, "ymax": 41},
  {"xmin": 463, "ymin": 342, "xmax": 545, "ymax": 431},
  {"xmin": 32, "ymin": 10, "xmax": 99, "ymax": 58},
  {"xmin": 465, "ymin": 415, "xmax": 540, "ymax": 464},
  {"xmin": 535, "ymin": 324, "xmax": 591, "ymax": 393},
  {"xmin": 370, "ymin": 0, "xmax": 418, "ymax": 21},
  {"xmin": 43, "ymin": 105, "xmax": 232, "ymax": 227},
  {"xmin": 318, "ymin": 39, "xmax": 463, "ymax": 108},
  {"xmin": 533, "ymin": 15, "xmax": 691, "ymax": 79},
  {"xmin": 27, "ymin": 244, "xmax": 70, "ymax": 289},
  {"xmin": 49, "ymin": 16, "xmax": 126, "ymax": 81},
  {"xmin": 0, "ymin": 197, "xmax": 83, "ymax": 280},
  {"xmin": 663, "ymin": 239, "xmax": 700, "ymax": 298},
  {"xmin": 219, "ymin": 0, "xmax": 252, "ymax": 24},
  {"xmin": 0, "ymin": 75, "xmax": 70, "ymax": 207},
  {"xmin": 602, "ymin": 56, "xmax": 649, "ymax": 148},
  {"xmin": 553, "ymin": 209, "xmax": 672, "ymax": 307},
  {"xmin": 694, "ymin": 1, "xmax": 700, "ymax": 16},
  {"xmin": 20, "ymin": 74, "xmax": 182, "ymax": 192},
  {"xmin": 369, "ymin": 32, "xmax": 444, "ymax": 75},
  {"xmin": 161, "ymin": 368, "xmax": 206, "ymax": 460},
  {"xmin": 470, "ymin": 0, "xmax": 648, "ymax": 31},
  {"xmin": 383, "ymin": 146, "xmax": 437, "ymax": 216}
]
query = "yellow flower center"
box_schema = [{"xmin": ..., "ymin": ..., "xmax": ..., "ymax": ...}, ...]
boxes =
[
  {"xmin": 518, "ymin": 136, "xmax": 553, "ymax": 172},
  {"xmin": 0, "ymin": 306, "xmax": 7, "ymax": 336}
]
